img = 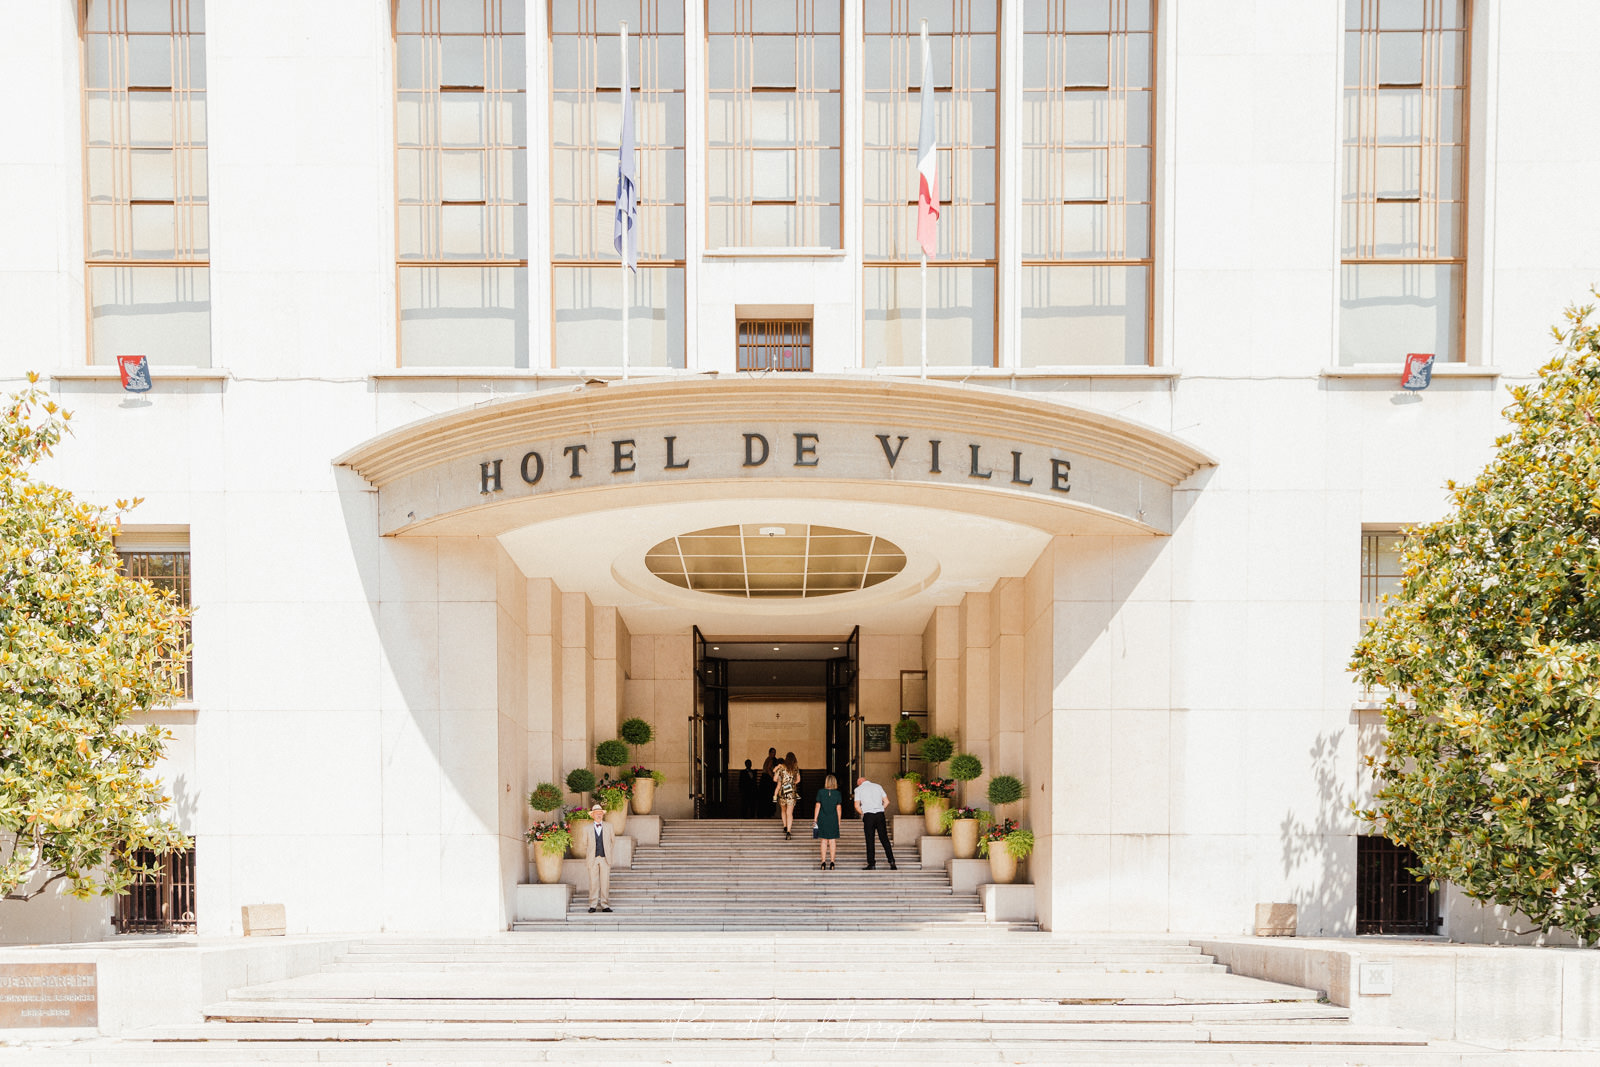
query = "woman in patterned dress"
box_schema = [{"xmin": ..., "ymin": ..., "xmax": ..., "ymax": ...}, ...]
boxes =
[{"xmin": 773, "ymin": 751, "xmax": 801, "ymax": 839}]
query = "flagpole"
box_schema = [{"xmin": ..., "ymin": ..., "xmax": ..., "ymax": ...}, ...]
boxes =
[
  {"xmin": 620, "ymin": 21, "xmax": 631, "ymax": 380},
  {"xmin": 919, "ymin": 19, "xmax": 929, "ymax": 380}
]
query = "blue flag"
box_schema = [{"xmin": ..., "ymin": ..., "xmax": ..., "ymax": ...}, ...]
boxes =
[{"xmin": 614, "ymin": 49, "xmax": 638, "ymax": 272}]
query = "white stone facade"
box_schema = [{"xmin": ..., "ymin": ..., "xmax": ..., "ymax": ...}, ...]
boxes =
[{"xmin": 1, "ymin": 0, "xmax": 1598, "ymax": 944}]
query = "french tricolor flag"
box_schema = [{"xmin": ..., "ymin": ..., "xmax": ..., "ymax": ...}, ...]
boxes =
[{"xmin": 916, "ymin": 33, "xmax": 939, "ymax": 260}]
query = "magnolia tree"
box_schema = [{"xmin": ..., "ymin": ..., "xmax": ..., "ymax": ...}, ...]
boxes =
[
  {"xmin": 0, "ymin": 377, "xmax": 189, "ymax": 904},
  {"xmin": 1352, "ymin": 302, "xmax": 1600, "ymax": 943}
]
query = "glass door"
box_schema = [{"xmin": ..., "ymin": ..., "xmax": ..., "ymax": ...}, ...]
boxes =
[
  {"xmin": 825, "ymin": 626, "xmax": 860, "ymax": 818},
  {"xmin": 692, "ymin": 627, "xmax": 729, "ymax": 818}
]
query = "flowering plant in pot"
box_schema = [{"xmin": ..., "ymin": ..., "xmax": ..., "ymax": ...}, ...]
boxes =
[
  {"xmin": 563, "ymin": 804, "xmax": 594, "ymax": 858},
  {"xmin": 940, "ymin": 804, "xmax": 992, "ymax": 860},
  {"xmin": 624, "ymin": 762, "xmax": 666, "ymax": 816},
  {"xmin": 597, "ymin": 780, "xmax": 631, "ymax": 836},
  {"xmin": 524, "ymin": 822, "xmax": 571, "ymax": 884},
  {"xmin": 916, "ymin": 777, "xmax": 955, "ymax": 836},
  {"xmin": 978, "ymin": 819, "xmax": 1034, "ymax": 884}
]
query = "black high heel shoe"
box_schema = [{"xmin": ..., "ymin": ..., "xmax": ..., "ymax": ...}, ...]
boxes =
[{"xmin": 784, "ymin": 828, "xmax": 791, "ymax": 840}]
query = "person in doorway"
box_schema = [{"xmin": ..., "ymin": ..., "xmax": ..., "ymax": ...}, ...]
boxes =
[
  {"xmin": 738, "ymin": 759, "xmax": 760, "ymax": 818},
  {"xmin": 773, "ymin": 752, "xmax": 801, "ymax": 839},
  {"xmin": 584, "ymin": 801, "xmax": 616, "ymax": 913},
  {"xmin": 853, "ymin": 775, "xmax": 897, "ymax": 870},
  {"xmin": 813, "ymin": 773, "xmax": 842, "ymax": 870},
  {"xmin": 760, "ymin": 748, "xmax": 779, "ymax": 817}
]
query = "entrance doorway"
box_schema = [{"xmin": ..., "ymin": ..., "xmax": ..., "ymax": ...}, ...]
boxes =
[{"xmin": 691, "ymin": 628, "xmax": 859, "ymax": 819}]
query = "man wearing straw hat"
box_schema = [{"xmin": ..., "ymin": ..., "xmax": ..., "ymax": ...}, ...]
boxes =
[{"xmin": 585, "ymin": 801, "xmax": 616, "ymax": 913}]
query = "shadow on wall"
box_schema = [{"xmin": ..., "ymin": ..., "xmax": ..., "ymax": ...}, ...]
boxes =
[{"xmin": 1278, "ymin": 731, "xmax": 1355, "ymax": 937}]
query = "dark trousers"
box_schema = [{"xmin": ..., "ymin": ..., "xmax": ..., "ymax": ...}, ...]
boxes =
[{"xmin": 862, "ymin": 811, "xmax": 895, "ymax": 868}]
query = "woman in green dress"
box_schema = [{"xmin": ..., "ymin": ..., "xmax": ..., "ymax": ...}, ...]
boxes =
[{"xmin": 813, "ymin": 773, "xmax": 842, "ymax": 870}]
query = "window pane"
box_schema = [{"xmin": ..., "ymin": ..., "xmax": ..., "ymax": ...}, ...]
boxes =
[
  {"xmin": 863, "ymin": 266, "xmax": 995, "ymax": 368},
  {"xmin": 399, "ymin": 265, "xmax": 528, "ymax": 367},
  {"xmin": 89, "ymin": 266, "xmax": 211, "ymax": 366},
  {"xmin": 129, "ymin": 148, "xmax": 175, "ymax": 201},
  {"xmin": 1021, "ymin": 265, "xmax": 1148, "ymax": 366},
  {"xmin": 1339, "ymin": 263, "xmax": 1461, "ymax": 365},
  {"xmin": 127, "ymin": 35, "xmax": 173, "ymax": 87},
  {"xmin": 553, "ymin": 266, "xmax": 685, "ymax": 369}
]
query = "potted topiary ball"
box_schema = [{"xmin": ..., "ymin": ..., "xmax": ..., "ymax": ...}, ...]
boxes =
[
  {"xmin": 892, "ymin": 718, "xmax": 924, "ymax": 814},
  {"xmin": 987, "ymin": 774, "xmax": 1024, "ymax": 821},
  {"xmin": 527, "ymin": 782, "xmax": 562, "ymax": 822},
  {"xmin": 945, "ymin": 753, "xmax": 984, "ymax": 856},
  {"xmin": 618, "ymin": 719, "xmax": 658, "ymax": 814},
  {"xmin": 565, "ymin": 767, "xmax": 597, "ymax": 805}
]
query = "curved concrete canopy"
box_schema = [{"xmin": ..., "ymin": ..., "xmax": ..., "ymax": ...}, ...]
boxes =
[
  {"xmin": 337, "ymin": 377, "xmax": 1214, "ymax": 633},
  {"xmin": 337, "ymin": 376, "xmax": 1214, "ymax": 539}
]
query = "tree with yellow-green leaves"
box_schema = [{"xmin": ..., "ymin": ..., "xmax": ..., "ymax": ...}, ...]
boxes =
[
  {"xmin": 0, "ymin": 375, "xmax": 189, "ymax": 905},
  {"xmin": 1352, "ymin": 300, "xmax": 1600, "ymax": 944}
]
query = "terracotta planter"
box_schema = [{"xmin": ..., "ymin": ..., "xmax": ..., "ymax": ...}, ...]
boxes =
[
  {"xmin": 605, "ymin": 806, "xmax": 629, "ymax": 836},
  {"xmin": 922, "ymin": 798, "xmax": 949, "ymax": 836},
  {"xmin": 567, "ymin": 820, "xmax": 592, "ymax": 859},
  {"xmin": 631, "ymin": 777, "xmax": 656, "ymax": 815},
  {"xmin": 987, "ymin": 845, "xmax": 1018, "ymax": 885},
  {"xmin": 533, "ymin": 843, "xmax": 565, "ymax": 884},
  {"xmin": 951, "ymin": 818, "xmax": 980, "ymax": 859},
  {"xmin": 894, "ymin": 778, "xmax": 919, "ymax": 815}
]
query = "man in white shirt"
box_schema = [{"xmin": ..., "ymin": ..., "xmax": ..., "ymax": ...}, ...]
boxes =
[{"xmin": 852, "ymin": 776, "xmax": 897, "ymax": 870}]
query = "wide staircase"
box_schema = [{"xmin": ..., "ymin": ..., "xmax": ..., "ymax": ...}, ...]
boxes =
[
  {"xmin": 529, "ymin": 815, "xmax": 1014, "ymax": 930},
  {"xmin": 7, "ymin": 933, "xmax": 1512, "ymax": 1064}
]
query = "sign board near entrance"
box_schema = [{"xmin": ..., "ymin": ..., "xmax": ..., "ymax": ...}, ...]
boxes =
[
  {"xmin": 0, "ymin": 963, "xmax": 98, "ymax": 1027},
  {"xmin": 863, "ymin": 724, "xmax": 891, "ymax": 752}
]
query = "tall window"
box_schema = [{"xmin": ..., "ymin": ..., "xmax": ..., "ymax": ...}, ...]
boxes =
[
  {"xmin": 1360, "ymin": 530, "xmax": 1405, "ymax": 625},
  {"xmin": 81, "ymin": 0, "xmax": 211, "ymax": 366},
  {"xmin": 1019, "ymin": 0, "xmax": 1154, "ymax": 366},
  {"xmin": 550, "ymin": 1, "xmax": 686, "ymax": 368},
  {"xmin": 395, "ymin": 0, "xmax": 528, "ymax": 366},
  {"xmin": 1341, "ymin": 0, "xmax": 1468, "ymax": 365},
  {"xmin": 707, "ymin": 1, "xmax": 842, "ymax": 249},
  {"xmin": 863, "ymin": 1, "xmax": 997, "ymax": 368},
  {"xmin": 119, "ymin": 544, "xmax": 192, "ymax": 700}
]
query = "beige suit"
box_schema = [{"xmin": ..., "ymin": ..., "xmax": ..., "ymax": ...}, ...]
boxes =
[{"xmin": 584, "ymin": 820, "xmax": 617, "ymax": 908}]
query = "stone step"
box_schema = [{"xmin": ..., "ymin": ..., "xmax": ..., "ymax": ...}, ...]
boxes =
[
  {"xmin": 328, "ymin": 948, "xmax": 1218, "ymax": 965},
  {"xmin": 149, "ymin": 1020, "xmax": 1424, "ymax": 1045},
  {"xmin": 202, "ymin": 997, "xmax": 1353, "ymax": 1024},
  {"xmin": 0, "ymin": 1039, "xmax": 1513, "ymax": 1064}
]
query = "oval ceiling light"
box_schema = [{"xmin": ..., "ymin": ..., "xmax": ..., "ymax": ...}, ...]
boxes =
[{"xmin": 644, "ymin": 523, "xmax": 907, "ymax": 599}]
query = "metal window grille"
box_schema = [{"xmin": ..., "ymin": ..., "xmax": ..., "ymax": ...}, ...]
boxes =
[
  {"xmin": 1357, "ymin": 835, "xmax": 1439, "ymax": 934},
  {"xmin": 118, "ymin": 549, "xmax": 192, "ymax": 700},
  {"xmin": 113, "ymin": 847, "xmax": 196, "ymax": 934},
  {"xmin": 737, "ymin": 319, "xmax": 812, "ymax": 371}
]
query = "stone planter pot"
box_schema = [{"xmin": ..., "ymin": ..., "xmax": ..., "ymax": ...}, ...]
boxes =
[
  {"xmin": 631, "ymin": 777, "xmax": 656, "ymax": 815},
  {"xmin": 987, "ymin": 845, "xmax": 1018, "ymax": 885},
  {"xmin": 950, "ymin": 818, "xmax": 980, "ymax": 859},
  {"xmin": 922, "ymin": 798, "xmax": 949, "ymax": 836},
  {"xmin": 604, "ymin": 806, "xmax": 629, "ymax": 836},
  {"xmin": 533, "ymin": 844, "xmax": 564, "ymax": 884},
  {"xmin": 567, "ymin": 820, "xmax": 592, "ymax": 859},
  {"xmin": 894, "ymin": 778, "xmax": 919, "ymax": 815}
]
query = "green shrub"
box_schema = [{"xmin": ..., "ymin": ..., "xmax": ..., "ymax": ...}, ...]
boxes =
[
  {"xmin": 527, "ymin": 782, "xmax": 563, "ymax": 813},
  {"xmin": 986, "ymin": 774, "xmax": 1024, "ymax": 806},
  {"xmin": 595, "ymin": 739, "xmax": 629, "ymax": 767},
  {"xmin": 598, "ymin": 786, "xmax": 628, "ymax": 812},
  {"xmin": 565, "ymin": 768, "xmax": 597, "ymax": 795},
  {"xmin": 895, "ymin": 770, "xmax": 922, "ymax": 783},
  {"xmin": 620, "ymin": 718, "xmax": 653, "ymax": 746},
  {"xmin": 892, "ymin": 718, "xmax": 923, "ymax": 746},
  {"xmin": 1004, "ymin": 828, "xmax": 1035, "ymax": 860},
  {"xmin": 921, "ymin": 734, "xmax": 954, "ymax": 765},
  {"xmin": 948, "ymin": 752, "xmax": 983, "ymax": 782}
]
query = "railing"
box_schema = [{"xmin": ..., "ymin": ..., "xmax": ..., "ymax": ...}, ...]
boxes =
[{"xmin": 113, "ymin": 848, "xmax": 196, "ymax": 934}]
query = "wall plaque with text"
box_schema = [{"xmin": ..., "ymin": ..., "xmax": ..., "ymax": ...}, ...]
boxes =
[
  {"xmin": 0, "ymin": 963, "xmax": 98, "ymax": 1028},
  {"xmin": 863, "ymin": 724, "xmax": 892, "ymax": 752}
]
